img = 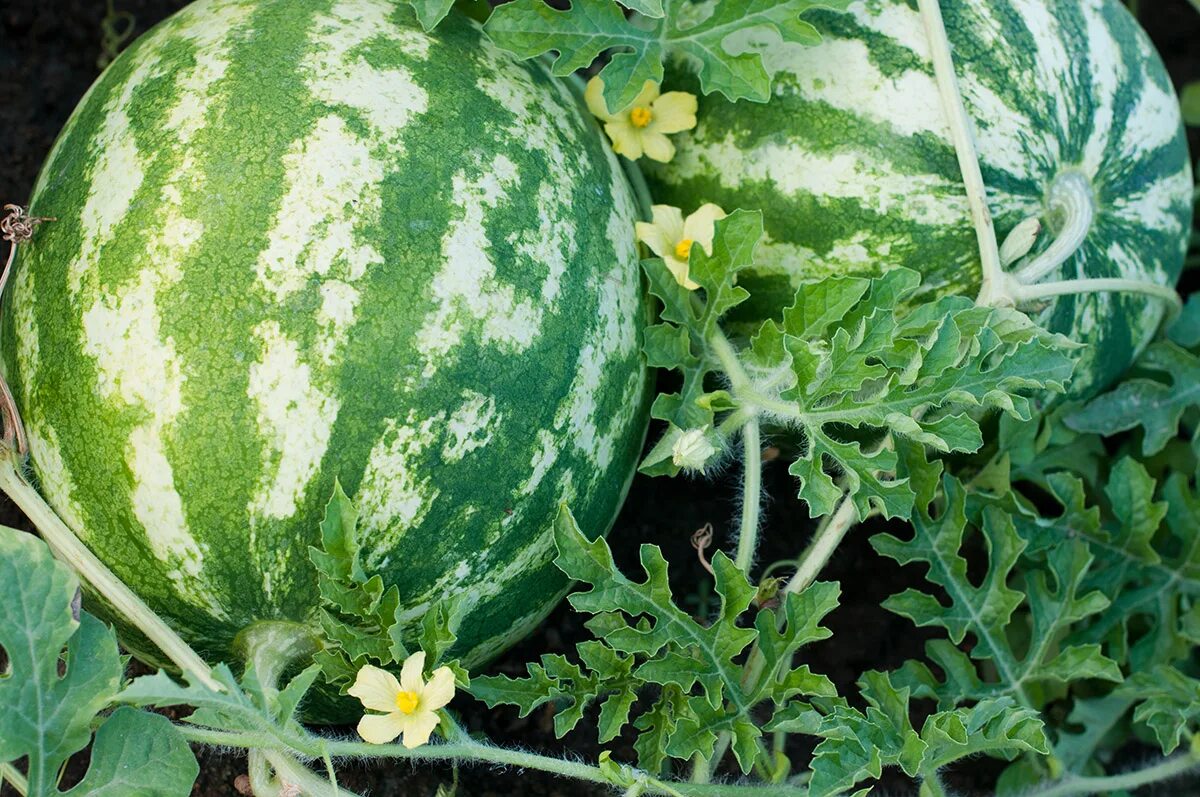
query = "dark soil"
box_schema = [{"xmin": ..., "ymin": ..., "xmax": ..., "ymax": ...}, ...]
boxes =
[{"xmin": 2, "ymin": 2, "xmax": 1199, "ymax": 796}]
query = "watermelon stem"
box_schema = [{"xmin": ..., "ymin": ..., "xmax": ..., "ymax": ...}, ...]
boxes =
[
  {"xmin": 733, "ymin": 419, "xmax": 762, "ymax": 573},
  {"xmin": 916, "ymin": 0, "xmax": 1004, "ymax": 307},
  {"xmin": 235, "ymin": 620, "xmax": 323, "ymax": 707},
  {"xmin": 1013, "ymin": 276, "xmax": 1182, "ymax": 312},
  {"xmin": 1010, "ymin": 171, "xmax": 1097, "ymax": 285},
  {"xmin": 0, "ymin": 455, "xmax": 223, "ymax": 693}
]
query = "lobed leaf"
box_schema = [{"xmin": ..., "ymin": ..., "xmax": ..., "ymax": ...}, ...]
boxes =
[
  {"xmin": 485, "ymin": 0, "xmax": 847, "ymax": 110},
  {"xmin": 1066, "ymin": 341, "xmax": 1200, "ymax": 456},
  {"xmin": 474, "ymin": 505, "xmax": 837, "ymax": 774},
  {"xmin": 872, "ymin": 478, "xmax": 1120, "ymax": 708}
]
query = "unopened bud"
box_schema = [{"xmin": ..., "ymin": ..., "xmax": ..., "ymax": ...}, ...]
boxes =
[
  {"xmin": 672, "ymin": 428, "xmax": 717, "ymax": 469},
  {"xmin": 999, "ymin": 216, "xmax": 1041, "ymax": 266}
]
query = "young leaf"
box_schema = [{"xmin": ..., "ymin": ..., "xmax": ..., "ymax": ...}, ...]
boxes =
[
  {"xmin": 473, "ymin": 506, "xmax": 838, "ymax": 775},
  {"xmin": 0, "ymin": 527, "xmax": 197, "ymax": 797},
  {"xmin": 1121, "ymin": 665, "xmax": 1200, "ymax": 754},
  {"xmin": 309, "ymin": 483, "xmax": 468, "ymax": 689},
  {"xmin": 119, "ymin": 663, "xmax": 267, "ymax": 734},
  {"xmin": 484, "ymin": 0, "xmax": 847, "ymax": 110}
]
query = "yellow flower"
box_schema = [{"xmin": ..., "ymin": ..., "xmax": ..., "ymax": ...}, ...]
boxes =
[
  {"xmin": 635, "ymin": 203, "xmax": 727, "ymax": 289},
  {"xmin": 348, "ymin": 652, "xmax": 455, "ymax": 748},
  {"xmin": 585, "ymin": 77, "xmax": 697, "ymax": 162}
]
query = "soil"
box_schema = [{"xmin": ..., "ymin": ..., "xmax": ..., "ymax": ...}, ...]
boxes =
[{"xmin": 1, "ymin": 2, "xmax": 1199, "ymax": 796}]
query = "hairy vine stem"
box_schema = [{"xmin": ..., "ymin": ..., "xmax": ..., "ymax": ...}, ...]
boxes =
[
  {"xmin": 0, "ymin": 204, "xmax": 53, "ymax": 457},
  {"xmin": 174, "ymin": 725, "xmax": 801, "ymax": 797},
  {"xmin": 734, "ymin": 419, "xmax": 762, "ymax": 571},
  {"xmin": 1020, "ymin": 750, "xmax": 1200, "ymax": 797},
  {"xmin": 784, "ymin": 496, "xmax": 859, "ymax": 596},
  {"xmin": 1012, "ymin": 276, "xmax": 1183, "ymax": 310}
]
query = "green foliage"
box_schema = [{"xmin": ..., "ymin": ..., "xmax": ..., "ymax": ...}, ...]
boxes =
[
  {"xmin": 872, "ymin": 474, "xmax": 1122, "ymax": 708},
  {"xmin": 308, "ymin": 481, "xmax": 468, "ymax": 690},
  {"xmin": 471, "ymin": 506, "xmax": 839, "ymax": 776},
  {"xmin": 1122, "ymin": 666, "xmax": 1200, "ymax": 754},
  {"xmin": 1066, "ymin": 341, "xmax": 1200, "ymax": 455},
  {"xmin": 0, "ymin": 526, "xmax": 197, "ymax": 797},
  {"xmin": 641, "ymin": 209, "xmax": 1075, "ymax": 521},
  {"xmin": 484, "ymin": 0, "xmax": 847, "ymax": 110},
  {"xmin": 769, "ymin": 672, "xmax": 1047, "ymax": 797}
]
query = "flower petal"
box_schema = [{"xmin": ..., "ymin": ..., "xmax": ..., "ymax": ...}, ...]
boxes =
[
  {"xmin": 347, "ymin": 665, "xmax": 401, "ymax": 713},
  {"xmin": 649, "ymin": 205, "xmax": 686, "ymax": 242},
  {"xmin": 422, "ymin": 667, "xmax": 456, "ymax": 711},
  {"xmin": 663, "ymin": 255, "xmax": 699, "ymax": 290},
  {"xmin": 357, "ymin": 712, "xmax": 406, "ymax": 745},
  {"xmin": 584, "ymin": 76, "xmax": 615, "ymax": 120},
  {"xmin": 400, "ymin": 710, "xmax": 442, "ymax": 750},
  {"xmin": 605, "ymin": 121, "xmax": 644, "ymax": 160},
  {"xmin": 623, "ymin": 79, "xmax": 660, "ymax": 113},
  {"xmin": 683, "ymin": 203, "xmax": 728, "ymax": 253},
  {"xmin": 640, "ymin": 132, "xmax": 676, "ymax": 163},
  {"xmin": 635, "ymin": 221, "xmax": 673, "ymax": 258},
  {"xmin": 400, "ymin": 651, "xmax": 427, "ymax": 693},
  {"xmin": 649, "ymin": 91, "xmax": 697, "ymax": 134}
]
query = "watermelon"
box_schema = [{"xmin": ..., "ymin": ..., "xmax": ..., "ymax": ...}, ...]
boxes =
[
  {"xmin": 2, "ymin": 0, "xmax": 650, "ymax": 671},
  {"xmin": 644, "ymin": 0, "xmax": 1194, "ymax": 396}
]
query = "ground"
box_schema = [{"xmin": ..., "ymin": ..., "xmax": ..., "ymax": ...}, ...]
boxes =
[{"xmin": 1, "ymin": 1, "xmax": 1198, "ymax": 795}]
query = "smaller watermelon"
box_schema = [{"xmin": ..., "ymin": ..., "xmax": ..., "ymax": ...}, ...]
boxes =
[{"xmin": 644, "ymin": 0, "xmax": 1194, "ymax": 396}]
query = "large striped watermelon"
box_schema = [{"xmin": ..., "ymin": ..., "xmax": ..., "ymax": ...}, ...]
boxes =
[
  {"xmin": 2, "ymin": 0, "xmax": 650, "ymax": 672},
  {"xmin": 644, "ymin": 0, "xmax": 1193, "ymax": 396}
]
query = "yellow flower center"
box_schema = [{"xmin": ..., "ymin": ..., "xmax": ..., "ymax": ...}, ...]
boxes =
[
  {"xmin": 395, "ymin": 690, "xmax": 420, "ymax": 714},
  {"xmin": 629, "ymin": 106, "xmax": 653, "ymax": 128},
  {"xmin": 674, "ymin": 238, "xmax": 694, "ymax": 261}
]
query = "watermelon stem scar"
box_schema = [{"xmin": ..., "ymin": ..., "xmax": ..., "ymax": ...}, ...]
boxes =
[{"xmin": 919, "ymin": 0, "xmax": 1182, "ymax": 316}]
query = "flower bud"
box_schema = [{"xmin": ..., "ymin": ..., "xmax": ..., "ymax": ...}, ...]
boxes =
[{"xmin": 672, "ymin": 428, "xmax": 717, "ymax": 469}]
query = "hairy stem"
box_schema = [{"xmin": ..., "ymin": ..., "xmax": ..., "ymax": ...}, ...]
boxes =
[
  {"xmin": 785, "ymin": 496, "xmax": 858, "ymax": 596},
  {"xmin": 177, "ymin": 725, "xmax": 802, "ymax": 797},
  {"xmin": 264, "ymin": 750, "xmax": 347, "ymax": 797},
  {"xmin": 0, "ymin": 762, "xmax": 28, "ymax": 797},
  {"xmin": 708, "ymin": 326, "xmax": 756, "ymax": 395},
  {"xmin": 1010, "ymin": 171, "xmax": 1095, "ymax": 286},
  {"xmin": 0, "ymin": 455, "xmax": 222, "ymax": 692},
  {"xmin": 1021, "ymin": 751, "xmax": 1200, "ymax": 797},
  {"xmin": 247, "ymin": 750, "xmax": 278, "ymax": 797},
  {"xmin": 734, "ymin": 419, "xmax": 763, "ymax": 572},
  {"xmin": 917, "ymin": 0, "xmax": 1003, "ymax": 306}
]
